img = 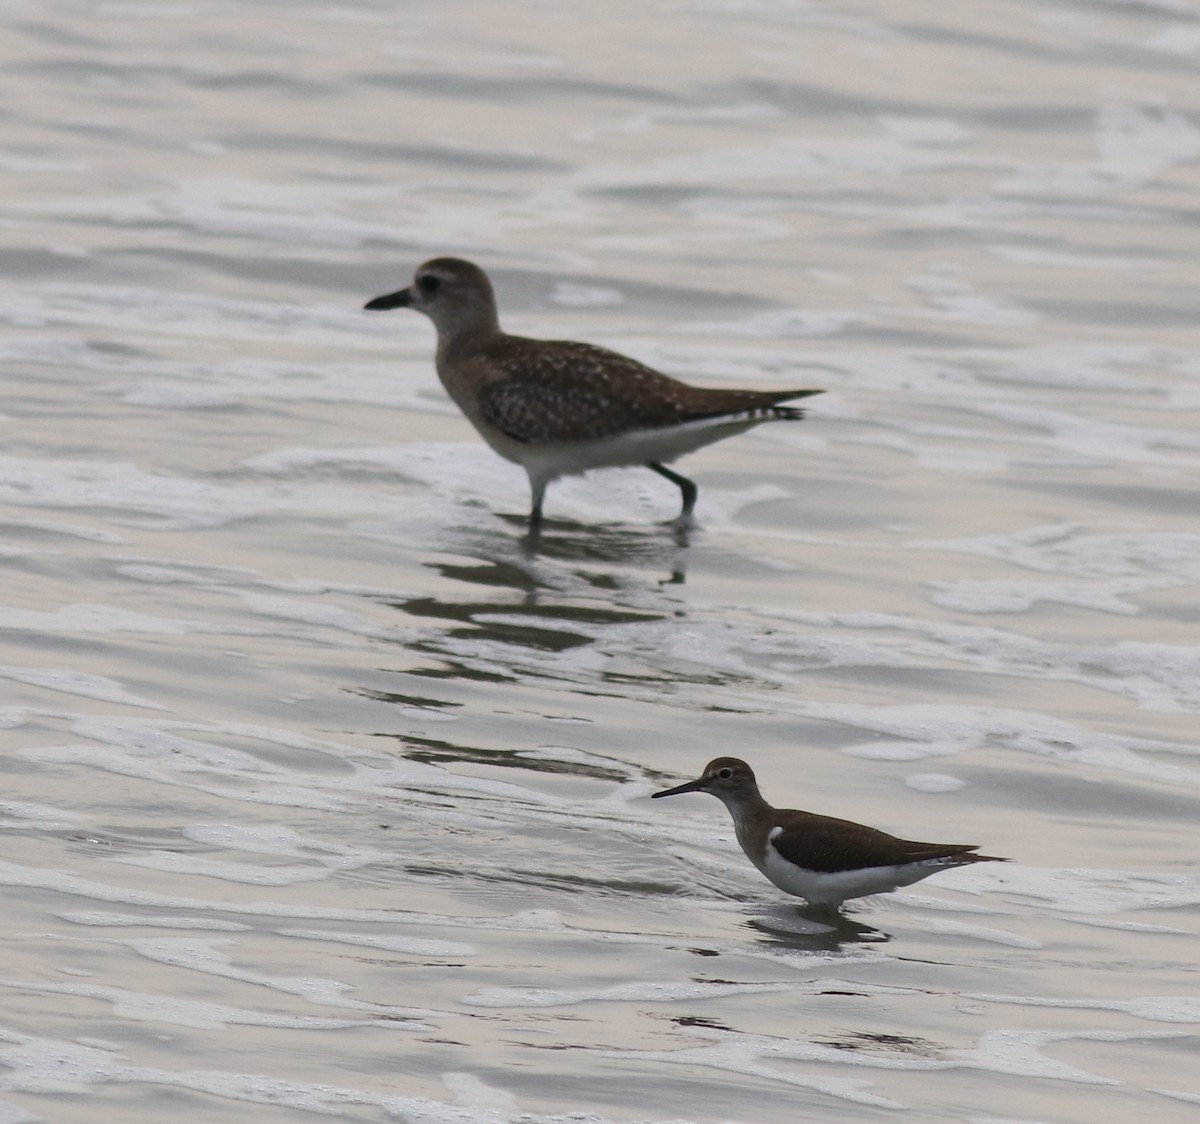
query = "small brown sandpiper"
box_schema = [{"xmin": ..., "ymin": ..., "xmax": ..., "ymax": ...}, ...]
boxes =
[
  {"xmin": 652, "ymin": 757, "xmax": 1007, "ymax": 908},
  {"xmin": 365, "ymin": 258, "xmax": 822, "ymax": 525}
]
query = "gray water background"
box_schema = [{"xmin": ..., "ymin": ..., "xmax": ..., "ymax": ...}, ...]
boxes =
[{"xmin": 1, "ymin": 2, "xmax": 1198, "ymax": 1121}]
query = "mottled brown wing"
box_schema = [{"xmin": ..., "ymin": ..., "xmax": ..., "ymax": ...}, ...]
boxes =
[
  {"xmin": 476, "ymin": 337, "xmax": 818, "ymax": 444},
  {"xmin": 770, "ymin": 811, "xmax": 986, "ymax": 874}
]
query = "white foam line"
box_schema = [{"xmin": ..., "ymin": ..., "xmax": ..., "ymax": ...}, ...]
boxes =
[
  {"xmin": 108, "ymin": 853, "xmax": 345, "ymax": 887},
  {"xmin": 0, "ymin": 861, "xmax": 719, "ymax": 945},
  {"xmin": 945, "ymin": 862, "xmax": 1200, "ymax": 915},
  {"xmin": 949, "ymin": 1028, "xmax": 1184, "ymax": 1084},
  {"xmin": 616, "ymin": 1023, "xmax": 1183, "ymax": 1110},
  {"xmin": 0, "ymin": 515, "xmax": 126, "ymax": 543},
  {"xmin": 278, "ymin": 929, "xmax": 474, "ymax": 958},
  {"xmin": 0, "ymin": 1027, "xmax": 632, "ymax": 1122},
  {"xmin": 917, "ymin": 525, "xmax": 1200, "ymax": 581},
  {"xmin": 58, "ymin": 911, "xmax": 251, "ymax": 931},
  {"xmin": 0, "ymin": 800, "xmax": 83, "ymax": 829},
  {"xmin": 122, "ymin": 936, "xmax": 434, "ymax": 1018},
  {"xmin": 608, "ymin": 1032, "xmax": 912, "ymax": 1109},
  {"xmin": 0, "ymin": 979, "xmax": 401, "ymax": 1032},
  {"xmin": 916, "ymin": 919, "xmax": 1042, "ymax": 949},
  {"xmin": 0, "ymin": 665, "xmax": 167, "ymax": 710},
  {"xmin": 0, "ymin": 454, "xmax": 407, "ymax": 531},
  {"xmin": 0, "ymin": 602, "xmax": 258, "ymax": 637},
  {"xmin": 963, "ymin": 992, "xmax": 1200, "ymax": 1025},
  {"xmin": 1068, "ymin": 917, "xmax": 1187, "ymax": 935},
  {"xmin": 26, "ymin": 715, "xmax": 560, "ymax": 811}
]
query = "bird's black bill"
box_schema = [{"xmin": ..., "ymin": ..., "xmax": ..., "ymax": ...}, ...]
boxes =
[
  {"xmin": 651, "ymin": 777, "xmax": 707, "ymax": 799},
  {"xmin": 364, "ymin": 288, "xmax": 412, "ymax": 311}
]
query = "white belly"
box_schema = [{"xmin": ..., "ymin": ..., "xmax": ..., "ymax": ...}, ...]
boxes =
[
  {"xmin": 760, "ymin": 831, "xmax": 950, "ymax": 906},
  {"xmin": 494, "ymin": 415, "xmax": 766, "ymax": 482}
]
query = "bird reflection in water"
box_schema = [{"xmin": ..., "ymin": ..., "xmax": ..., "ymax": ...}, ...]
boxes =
[
  {"xmin": 746, "ymin": 904, "xmax": 891, "ymax": 952},
  {"xmin": 508, "ymin": 510, "xmax": 691, "ymax": 585}
]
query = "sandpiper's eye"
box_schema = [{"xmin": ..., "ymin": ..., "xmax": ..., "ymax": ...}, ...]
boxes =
[
  {"xmin": 718, "ymin": 768, "xmax": 733, "ymax": 779},
  {"xmin": 418, "ymin": 275, "xmax": 441, "ymax": 294}
]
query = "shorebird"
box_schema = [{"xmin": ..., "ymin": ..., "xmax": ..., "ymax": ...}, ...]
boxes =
[
  {"xmin": 652, "ymin": 757, "xmax": 1007, "ymax": 908},
  {"xmin": 365, "ymin": 257, "xmax": 822, "ymax": 524}
]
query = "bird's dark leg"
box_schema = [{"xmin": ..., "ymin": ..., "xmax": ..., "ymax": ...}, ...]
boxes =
[
  {"xmin": 647, "ymin": 462, "xmax": 697, "ymax": 518},
  {"xmin": 528, "ymin": 478, "xmax": 546, "ymax": 527},
  {"xmin": 520, "ymin": 481, "xmax": 546, "ymax": 554}
]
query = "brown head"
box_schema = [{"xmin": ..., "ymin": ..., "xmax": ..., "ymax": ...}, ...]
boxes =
[
  {"xmin": 651, "ymin": 757, "xmax": 765, "ymax": 809},
  {"xmin": 364, "ymin": 257, "xmax": 501, "ymax": 342}
]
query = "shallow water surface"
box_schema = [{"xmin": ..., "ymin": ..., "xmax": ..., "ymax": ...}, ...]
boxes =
[{"xmin": 1, "ymin": 1, "xmax": 1198, "ymax": 1121}]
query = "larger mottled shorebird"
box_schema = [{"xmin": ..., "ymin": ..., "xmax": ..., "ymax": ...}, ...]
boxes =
[
  {"xmin": 652, "ymin": 758, "xmax": 1007, "ymax": 908},
  {"xmin": 365, "ymin": 258, "xmax": 822, "ymax": 524}
]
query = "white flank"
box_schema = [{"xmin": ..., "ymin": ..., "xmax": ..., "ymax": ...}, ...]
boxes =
[
  {"xmin": 516, "ymin": 414, "xmax": 771, "ymax": 484},
  {"xmin": 761, "ymin": 827, "xmax": 956, "ymax": 906}
]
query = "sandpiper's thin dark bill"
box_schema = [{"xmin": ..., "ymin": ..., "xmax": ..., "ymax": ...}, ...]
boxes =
[
  {"xmin": 652, "ymin": 757, "xmax": 1007, "ymax": 908},
  {"xmin": 363, "ymin": 288, "xmax": 411, "ymax": 311},
  {"xmin": 652, "ymin": 776, "xmax": 710, "ymax": 799},
  {"xmin": 365, "ymin": 257, "xmax": 823, "ymax": 525}
]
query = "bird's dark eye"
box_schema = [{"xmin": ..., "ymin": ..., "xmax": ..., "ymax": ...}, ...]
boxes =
[
  {"xmin": 718, "ymin": 768, "xmax": 733, "ymax": 779},
  {"xmin": 418, "ymin": 275, "xmax": 441, "ymax": 294}
]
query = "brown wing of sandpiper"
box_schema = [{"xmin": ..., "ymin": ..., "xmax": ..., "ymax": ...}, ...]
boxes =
[
  {"xmin": 769, "ymin": 810, "xmax": 1007, "ymax": 874},
  {"xmin": 472, "ymin": 337, "xmax": 821, "ymax": 445}
]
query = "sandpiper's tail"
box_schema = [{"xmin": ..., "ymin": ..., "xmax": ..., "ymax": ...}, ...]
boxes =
[
  {"xmin": 905, "ymin": 842, "xmax": 1010, "ymax": 867},
  {"xmin": 691, "ymin": 387, "xmax": 823, "ymax": 425},
  {"xmin": 765, "ymin": 403, "xmax": 812, "ymax": 422}
]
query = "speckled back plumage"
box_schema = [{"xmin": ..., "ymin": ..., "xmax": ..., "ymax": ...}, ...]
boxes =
[{"xmin": 474, "ymin": 336, "xmax": 813, "ymax": 445}]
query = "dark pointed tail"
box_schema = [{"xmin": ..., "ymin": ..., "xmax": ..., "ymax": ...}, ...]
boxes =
[{"xmin": 765, "ymin": 388, "xmax": 823, "ymax": 421}]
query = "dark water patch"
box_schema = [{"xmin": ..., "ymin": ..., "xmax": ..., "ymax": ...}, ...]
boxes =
[
  {"xmin": 873, "ymin": 226, "xmax": 1009, "ymax": 252},
  {"xmin": 597, "ymin": 666, "xmax": 752, "ymax": 696},
  {"xmin": 220, "ymin": 131, "xmax": 570, "ymax": 172},
  {"xmin": 404, "ymin": 861, "xmax": 685, "ymax": 898},
  {"xmin": 819, "ymin": 1029, "xmax": 945, "ymax": 1057},
  {"xmin": 351, "ymin": 688, "xmax": 462, "ymax": 711},
  {"xmin": 395, "ymin": 739, "xmax": 631, "ymax": 783},
  {"xmin": 1026, "ymin": 297, "xmax": 1200, "ymax": 329},
  {"xmin": 403, "ymin": 658, "xmax": 518, "ymax": 686},
  {"xmin": 390, "ymin": 562, "xmax": 666, "ymax": 636},
  {"xmin": 514, "ymin": 519, "xmax": 693, "ymax": 573},
  {"xmin": 674, "ymin": 1014, "xmax": 736, "ymax": 1032},
  {"xmin": 415, "ymin": 557, "xmax": 548, "ymax": 595},
  {"xmin": 11, "ymin": 58, "xmax": 331, "ymax": 97},
  {"xmin": 191, "ymin": 70, "xmax": 334, "ymax": 96},
  {"xmin": 391, "ymin": 593, "xmax": 656, "ymax": 655},
  {"xmin": 902, "ymin": 17, "xmax": 1200, "ymax": 80},
  {"xmin": 0, "ymin": 249, "xmax": 108, "ymax": 284},
  {"xmin": 748, "ymin": 910, "xmax": 889, "ymax": 950},
  {"xmin": 968, "ymin": 105, "xmax": 1099, "ymax": 133},
  {"xmin": 9, "ymin": 21, "xmax": 103, "ymax": 50},
  {"xmin": 720, "ymin": 78, "xmax": 924, "ymax": 119},
  {"xmin": 895, "ymin": 22, "xmax": 1092, "ymax": 62},
  {"xmin": 359, "ymin": 70, "xmax": 678, "ymax": 105}
]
